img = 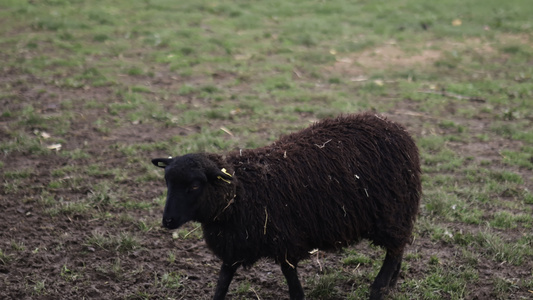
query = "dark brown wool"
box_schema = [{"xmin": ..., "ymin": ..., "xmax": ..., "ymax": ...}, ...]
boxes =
[{"xmin": 152, "ymin": 113, "xmax": 421, "ymax": 300}]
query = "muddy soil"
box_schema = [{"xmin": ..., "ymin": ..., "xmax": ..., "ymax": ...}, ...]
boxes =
[{"xmin": 1, "ymin": 70, "xmax": 532, "ymax": 300}]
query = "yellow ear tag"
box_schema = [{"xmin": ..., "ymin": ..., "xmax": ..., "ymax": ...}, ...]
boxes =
[
  {"xmin": 221, "ymin": 168, "xmax": 232, "ymax": 177},
  {"xmin": 217, "ymin": 168, "xmax": 232, "ymax": 184}
]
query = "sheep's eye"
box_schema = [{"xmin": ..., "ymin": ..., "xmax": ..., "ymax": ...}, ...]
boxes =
[{"xmin": 189, "ymin": 183, "xmax": 201, "ymax": 192}]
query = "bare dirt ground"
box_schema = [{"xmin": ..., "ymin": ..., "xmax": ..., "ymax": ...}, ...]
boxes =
[{"xmin": 1, "ymin": 62, "xmax": 532, "ymax": 300}]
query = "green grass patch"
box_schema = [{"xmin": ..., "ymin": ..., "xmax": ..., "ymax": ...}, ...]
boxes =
[{"xmin": 1, "ymin": 0, "xmax": 532, "ymax": 299}]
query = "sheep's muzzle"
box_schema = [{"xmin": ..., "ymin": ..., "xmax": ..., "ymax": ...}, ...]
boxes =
[{"xmin": 162, "ymin": 217, "xmax": 180, "ymax": 229}]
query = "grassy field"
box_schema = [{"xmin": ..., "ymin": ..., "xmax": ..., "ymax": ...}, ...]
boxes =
[{"xmin": 1, "ymin": 0, "xmax": 532, "ymax": 299}]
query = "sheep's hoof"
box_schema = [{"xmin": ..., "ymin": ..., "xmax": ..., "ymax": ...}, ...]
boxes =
[{"xmin": 369, "ymin": 286, "xmax": 387, "ymax": 300}]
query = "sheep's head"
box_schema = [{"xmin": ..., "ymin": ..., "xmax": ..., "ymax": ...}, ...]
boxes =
[{"xmin": 152, "ymin": 153, "xmax": 234, "ymax": 229}]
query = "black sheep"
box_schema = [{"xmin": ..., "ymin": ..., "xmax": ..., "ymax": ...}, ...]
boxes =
[{"xmin": 152, "ymin": 113, "xmax": 421, "ymax": 300}]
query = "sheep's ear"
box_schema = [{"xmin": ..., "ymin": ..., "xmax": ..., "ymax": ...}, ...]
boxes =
[{"xmin": 152, "ymin": 158, "xmax": 172, "ymax": 168}]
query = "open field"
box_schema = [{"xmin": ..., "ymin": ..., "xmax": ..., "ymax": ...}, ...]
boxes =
[{"xmin": 1, "ymin": 0, "xmax": 532, "ymax": 299}]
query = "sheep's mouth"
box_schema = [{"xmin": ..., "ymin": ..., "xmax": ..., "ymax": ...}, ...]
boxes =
[{"xmin": 162, "ymin": 217, "xmax": 186, "ymax": 230}]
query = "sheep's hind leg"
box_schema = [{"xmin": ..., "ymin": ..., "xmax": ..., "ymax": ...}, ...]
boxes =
[
  {"xmin": 388, "ymin": 253, "xmax": 403, "ymax": 289},
  {"xmin": 213, "ymin": 263, "xmax": 239, "ymax": 300},
  {"xmin": 369, "ymin": 249, "xmax": 403, "ymax": 300},
  {"xmin": 281, "ymin": 262, "xmax": 305, "ymax": 300}
]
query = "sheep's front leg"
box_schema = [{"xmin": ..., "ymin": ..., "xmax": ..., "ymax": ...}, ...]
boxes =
[
  {"xmin": 213, "ymin": 263, "xmax": 238, "ymax": 300},
  {"xmin": 281, "ymin": 262, "xmax": 305, "ymax": 300}
]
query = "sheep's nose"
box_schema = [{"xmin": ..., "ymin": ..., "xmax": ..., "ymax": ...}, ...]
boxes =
[{"xmin": 162, "ymin": 218, "xmax": 173, "ymax": 227}]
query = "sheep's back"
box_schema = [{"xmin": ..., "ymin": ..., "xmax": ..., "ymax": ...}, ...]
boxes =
[{"xmin": 226, "ymin": 113, "xmax": 421, "ymax": 261}]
